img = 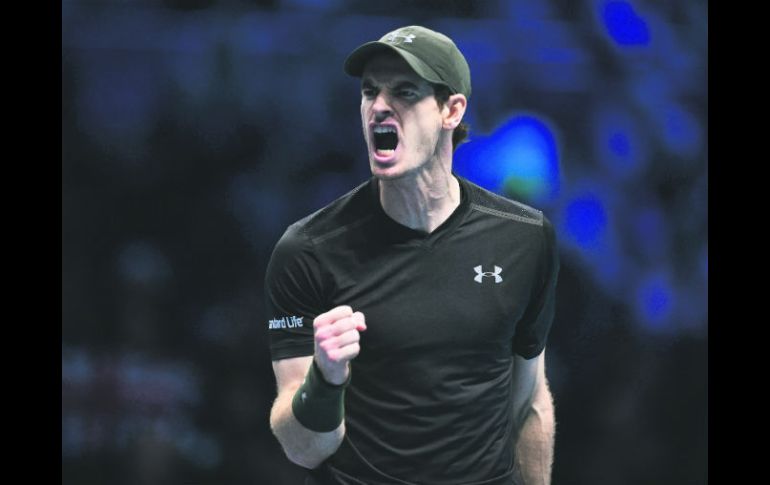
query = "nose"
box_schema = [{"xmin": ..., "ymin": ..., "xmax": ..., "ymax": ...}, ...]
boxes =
[{"xmin": 371, "ymin": 92, "xmax": 393, "ymax": 122}]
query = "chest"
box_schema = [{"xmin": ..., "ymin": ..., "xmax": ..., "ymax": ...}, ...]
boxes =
[{"xmin": 322, "ymin": 228, "xmax": 541, "ymax": 356}]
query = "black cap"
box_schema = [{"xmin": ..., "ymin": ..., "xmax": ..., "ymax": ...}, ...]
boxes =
[{"xmin": 344, "ymin": 25, "xmax": 472, "ymax": 99}]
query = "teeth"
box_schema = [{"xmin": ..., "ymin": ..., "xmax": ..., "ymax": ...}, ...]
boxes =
[{"xmin": 373, "ymin": 125, "xmax": 397, "ymax": 134}]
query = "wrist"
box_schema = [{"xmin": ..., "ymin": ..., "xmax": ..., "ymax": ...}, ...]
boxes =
[
  {"xmin": 291, "ymin": 360, "xmax": 350, "ymax": 432},
  {"xmin": 314, "ymin": 359, "xmax": 351, "ymax": 386}
]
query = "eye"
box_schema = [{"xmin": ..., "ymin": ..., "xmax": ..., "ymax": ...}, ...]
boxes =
[
  {"xmin": 398, "ymin": 89, "xmax": 416, "ymax": 98},
  {"xmin": 362, "ymin": 88, "xmax": 376, "ymax": 98}
]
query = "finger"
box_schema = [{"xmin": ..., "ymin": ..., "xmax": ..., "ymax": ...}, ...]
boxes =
[
  {"xmin": 325, "ymin": 343, "xmax": 361, "ymax": 363},
  {"xmin": 319, "ymin": 330, "xmax": 361, "ymax": 353},
  {"xmin": 315, "ymin": 315, "xmax": 359, "ymax": 340},
  {"xmin": 352, "ymin": 311, "xmax": 367, "ymax": 331},
  {"xmin": 313, "ymin": 305, "xmax": 353, "ymax": 329}
]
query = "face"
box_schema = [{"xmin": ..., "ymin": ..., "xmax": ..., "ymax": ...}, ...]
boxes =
[{"xmin": 360, "ymin": 53, "xmax": 449, "ymax": 180}]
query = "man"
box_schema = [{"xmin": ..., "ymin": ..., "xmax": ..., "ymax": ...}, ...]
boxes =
[{"xmin": 266, "ymin": 25, "xmax": 559, "ymax": 485}]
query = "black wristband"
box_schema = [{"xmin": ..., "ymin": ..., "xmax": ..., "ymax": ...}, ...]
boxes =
[{"xmin": 291, "ymin": 360, "xmax": 350, "ymax": 432}]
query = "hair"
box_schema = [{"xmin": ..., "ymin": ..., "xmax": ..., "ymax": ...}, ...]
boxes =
[{"xmin": 432, "ymin": 83, "xmax": 470, "ymax": 152}]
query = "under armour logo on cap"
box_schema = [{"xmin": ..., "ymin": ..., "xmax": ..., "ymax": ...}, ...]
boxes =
[
  {"xmin": 343, "ymin": 25, "xmax": 472, "ymax": 98},
  {"xmin": 384, "ymin": 31, "xmax": 415, "ymax": 44},
  {"xmin": 474, "ymin": 265, "xmax": 503, "ymax": 283}
]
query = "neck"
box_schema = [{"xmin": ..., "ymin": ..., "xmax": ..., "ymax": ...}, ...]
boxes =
[{"xmin": 378, "ymin": 154, "xmax": 461, "ymax": 234}]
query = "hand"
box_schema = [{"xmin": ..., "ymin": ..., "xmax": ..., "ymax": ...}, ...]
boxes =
[{"xmin": 313, "ymin": 305, "xmax": 367, "ymax": 385}]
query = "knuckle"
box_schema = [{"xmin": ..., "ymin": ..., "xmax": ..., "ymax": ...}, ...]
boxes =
[
  {"xmin": 336, "ymin": 305, "xmax": 353, "ymax": 317},
  {"xmin": 322, "ymin": 335, "xmax": 339, "ymax": 348},
  {"xmin": 330, "ymin": 319, "xmax": 350, "ymax": 334}
]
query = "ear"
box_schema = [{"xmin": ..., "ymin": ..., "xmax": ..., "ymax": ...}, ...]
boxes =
[{"xmin": 441, "ymin": 94, "xmax": 467, "ymax": 130}]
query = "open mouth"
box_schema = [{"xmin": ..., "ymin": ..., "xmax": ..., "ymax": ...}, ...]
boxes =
[{"xmin": 373, "ymin": 125, "xmax": 398, "ymax": 156}]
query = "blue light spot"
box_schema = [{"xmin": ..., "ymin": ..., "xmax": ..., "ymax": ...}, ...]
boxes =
[
  {"xmin": 645, "ymin": 286, "xmax": 669, "ymax": 316},
  {"xmin": 595, "ymin": 108, "xmax": 646, "ymax": 179},
  {"xmin": 635, "ymin": 273, "xmax": 675, "ymax": 329},
  {"xmin": 564, "ymin": 195, "xmax": 607, "ymax": 248},
  {"xmin": 454, "ymin": 115, "xmax": 560, "ymax": 205},
  {"xmin": 608, "ymin": 132, "xmax": 630, "ymax": 157},
  {"xmin": 602, "ymin": 1, "xmax": 651, "ymax": 46},
  {"xmin": 663, "ymin": 105, "xmax": 702, "ymax": 158}
]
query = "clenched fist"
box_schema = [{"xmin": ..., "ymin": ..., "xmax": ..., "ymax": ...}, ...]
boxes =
[{"xmin": 313, "ymin": 305, "xmax": 367, "ymax": 385}]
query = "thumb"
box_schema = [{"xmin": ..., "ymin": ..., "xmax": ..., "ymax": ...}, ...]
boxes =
[{"xmin": 353, "ymin": 311, "xmax": 367, "ymax": 332}]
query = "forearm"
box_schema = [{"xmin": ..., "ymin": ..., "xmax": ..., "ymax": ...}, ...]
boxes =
[
  {"xmin": 513, "ymin": 381, "xmax": 555, "ymax": 485},
  {"xmin": 269, "ymin": 386, "xmax": 345, "ymax": 469},
  {"xmin": 269, "ymin": 307, "xmax": 364, "ymax": 469}
]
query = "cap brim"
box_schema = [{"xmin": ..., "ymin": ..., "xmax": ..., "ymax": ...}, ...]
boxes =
[{"xmin": 343, "ymin": 41, "xmax": 446, "ymax": 88}]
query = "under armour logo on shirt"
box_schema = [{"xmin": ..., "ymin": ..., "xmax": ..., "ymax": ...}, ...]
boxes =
[
  {"xmin": 474, "ymin": 265, "xmax": 503, "ymax": 283},
  {"xmin": 385, "ymin": 32, "xmax": 415, "ymax": 44}
]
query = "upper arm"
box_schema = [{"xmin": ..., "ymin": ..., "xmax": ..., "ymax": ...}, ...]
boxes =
[
  {"xmin": 512, "ymin": 219, "xmax": 559, "ymax": 359},
  {"xmin": 266, "ymin": 226, "xmax": 325, "ymax": 361},
  {"xmin": 272, "ymin": 355, "xmax": 314, "ymax": 396},
  {"xmin": 511, "ymin": 349, "xmax": 547, "ymax": 425}
]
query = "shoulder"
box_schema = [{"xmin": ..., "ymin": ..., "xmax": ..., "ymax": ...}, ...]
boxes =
[
  {"xmin": 460, "ymin": 177, "xmax": 555, "ymax": 240},
  {"xmin": 270, "ymin": 179, "xmax": 375, "ymax": 260},
  {"xmin": 280, "ymin": 178, "xmax": 376, "ymax": 248},
  {"xmin": 461, "ymin": 177, "xmax": 546, "ymax": 228}
]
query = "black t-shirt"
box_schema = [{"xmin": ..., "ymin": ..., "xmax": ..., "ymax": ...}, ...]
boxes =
[{"xmin": 266, "ymin": 176, "xmax": 559, "ymax": 485}]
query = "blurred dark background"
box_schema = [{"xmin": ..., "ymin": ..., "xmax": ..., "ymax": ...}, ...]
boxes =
[{"xmin": 61, "ymin": 0, "xmax": 707, "ymax": 483}]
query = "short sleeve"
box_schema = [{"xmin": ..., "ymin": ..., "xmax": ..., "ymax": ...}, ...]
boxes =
[
  {"xmin": 265, "ymin": 223, "xmax": 327, "ymax": 361},
  {"xmin": 512, "ymin": 216, "xmax": 560, "ymax": 359}
]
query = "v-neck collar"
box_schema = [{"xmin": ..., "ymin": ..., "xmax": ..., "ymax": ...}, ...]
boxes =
[{"xmin": 369, "ymin": 175, "xmax": 471, "ymax": 248}]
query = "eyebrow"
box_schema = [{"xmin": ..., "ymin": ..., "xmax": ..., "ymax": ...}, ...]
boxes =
[
  {"xmin": 392, "ymin": 81, "xmax": 420, "ymax": 91},
  {"xmin": 361, "ymin": 79, "xmax": 421, "ymax": 91}
]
